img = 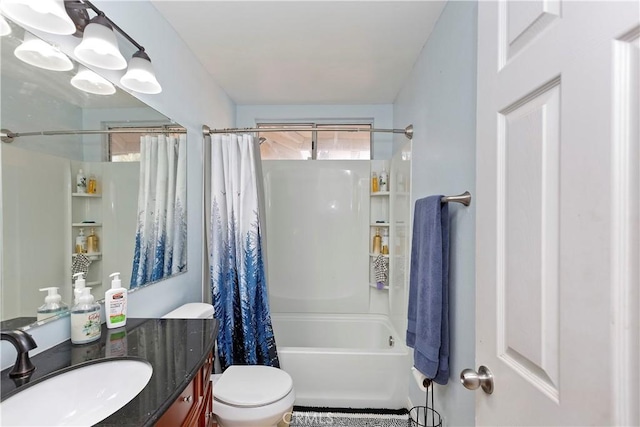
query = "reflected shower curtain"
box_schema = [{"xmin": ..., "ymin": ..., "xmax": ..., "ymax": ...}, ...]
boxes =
[
  {"xmin": 131, "ymin": 134, "xmax": 187, "ymax": 288},
  {"xmin": 208, "ymin": 133, "xmax": 279, "ymax": 370}
]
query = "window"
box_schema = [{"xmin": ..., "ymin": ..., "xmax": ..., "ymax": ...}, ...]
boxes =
[
  {"xmin": 258, "ymin": 123, "xmax": 371, "ymax": 160},
  {"xmin": 107, "ymin": 124, "xmax": 184, "ymax": 162}
]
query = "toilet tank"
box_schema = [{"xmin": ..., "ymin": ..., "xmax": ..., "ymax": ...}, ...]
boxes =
[{"xmin": 162, "ymin": 303, "xmax": 214, "ymax": 319}]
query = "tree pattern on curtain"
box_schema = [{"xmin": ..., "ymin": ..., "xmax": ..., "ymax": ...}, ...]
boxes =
[
  {"xmin": 131, "ymin": 134, "xmax": 187, "ymax": 288},
  {"xmin": 209, "ymin": 133, "xmax": 279, "ymax": 370}
]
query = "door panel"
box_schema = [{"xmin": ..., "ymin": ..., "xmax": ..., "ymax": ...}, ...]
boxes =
[{"xmin": 498, "ymin": 80, "xmax": 560, "ymax": 401}]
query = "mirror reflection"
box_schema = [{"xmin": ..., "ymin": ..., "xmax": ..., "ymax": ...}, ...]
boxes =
[{"xmin": 1, "ymin": 20, "xmax": 187, "ymax": 330}]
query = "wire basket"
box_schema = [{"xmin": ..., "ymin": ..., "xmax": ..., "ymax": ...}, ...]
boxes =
[{"xmin": 408, "ymin": 406, "xmax": 442, "ymax": 427}]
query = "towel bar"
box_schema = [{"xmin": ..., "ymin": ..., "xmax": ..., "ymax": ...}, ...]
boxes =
[{"xmin": 441, "ymin": 191, "xmax": 471, "ymax": 206}]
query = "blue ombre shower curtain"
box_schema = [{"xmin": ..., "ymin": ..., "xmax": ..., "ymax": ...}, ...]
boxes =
[
  {"xmin": 131, "ymin": 134, "xmax": 187, "ymax": 288},
  {"xmin": 208, "ymin": 133, "xmax": 279, "ymax": 370}
]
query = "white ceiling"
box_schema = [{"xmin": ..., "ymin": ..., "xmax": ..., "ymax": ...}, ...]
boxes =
[{"xmin": 151, "ymin": 1, "xmax": 446, "ymax": 105}]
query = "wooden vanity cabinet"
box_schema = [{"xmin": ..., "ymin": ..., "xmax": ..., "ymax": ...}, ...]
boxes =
[{"xmin": 156, "ymin": 352, "xmax": 214, "ymax": 427}]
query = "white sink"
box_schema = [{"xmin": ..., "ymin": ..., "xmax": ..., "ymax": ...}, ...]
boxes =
[{"xmin": 0, "ymin": 358, "xmax": 153, "ymax": 426}]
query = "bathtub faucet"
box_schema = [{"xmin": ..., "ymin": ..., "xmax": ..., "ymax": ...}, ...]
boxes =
[{"xmin": 1, "ymin": 329, "xmax": 37, "ymax": 378}]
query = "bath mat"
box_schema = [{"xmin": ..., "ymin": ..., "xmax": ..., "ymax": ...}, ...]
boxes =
[{"xmin": 289, "ymin": 407, "xmax": 409, "ymax": 427}]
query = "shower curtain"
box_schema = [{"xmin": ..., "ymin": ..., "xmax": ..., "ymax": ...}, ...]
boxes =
[
  {"xmin": 208, "ymin": 133, "xmax": 279, "ymax": 370},
  {"xmin": 131, "ymin": 134, "xmax": 187, "ymax": 288}
]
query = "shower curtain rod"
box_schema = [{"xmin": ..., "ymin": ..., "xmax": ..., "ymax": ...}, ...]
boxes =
[
  {"xmin": 1, "ymin": 127, "xmax": 186, "ymax": 143},
  {"xmin": 202, "ymin": 124, "xmax": 414, "ymax": 140}
]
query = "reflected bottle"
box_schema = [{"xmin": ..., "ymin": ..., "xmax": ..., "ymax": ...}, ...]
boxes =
[{"xmin": 87, "ymin": 228, "xmax": 99, "ymax": 254}]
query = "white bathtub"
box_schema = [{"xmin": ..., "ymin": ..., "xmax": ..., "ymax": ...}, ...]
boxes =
[{"xmin": 271, "ymin": 313, "xmax": 409, "ymax": 409}]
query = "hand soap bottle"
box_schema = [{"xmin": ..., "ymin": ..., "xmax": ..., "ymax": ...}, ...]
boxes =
[
  {"xmin": 72, "ymin": 272, "xmax": 86, "ymax": 305},
  {"xmin": 71, "ymin": 287, "xmax": 101, "ymax": 345},
  {"xmin": 105, "ymin": 272, "xmax": 127, "ymax": 329},
  {"xmin": 37, "ymin": 287, "xmax": 68, "ymax": 321}
]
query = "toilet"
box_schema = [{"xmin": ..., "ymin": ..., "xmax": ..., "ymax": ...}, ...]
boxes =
[{"xmin": 163, "ymin": 303, "xmax": 295, "ymax": 427}]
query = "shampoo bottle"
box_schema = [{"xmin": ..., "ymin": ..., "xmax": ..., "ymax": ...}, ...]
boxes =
[
  {"xmin": 37, "ymin": 287, "xmax": 68, "ymax": 321},
  {"xmin": 372, "ymin": 228, "xmax": 382, "ymax": 254},
  {"xmin": 75, "ymin": 228, "xmax": 87, "ymax": 253},
  {"xmin": 76, "ymin": 169, "xmax": 86, "ymax": 193},
  {"xmin": 71, "ymin": 287, "xmax": 101, "ymax": 344},
  {"xmin": 381, "ymin": 228, "xmax": 389, "ymax": 254},
  {"xmin": 379, "ymin": 167, "xmax": 388, "ymax": 192},
  {"xmin": 72, "ymin": 272, "xmax": 86, "ymax": 305},
  {"xmin": 87, "ymin": 228, "xmax": 99, "ymax": 253},
  {"xmin": 105, "ymin": 272, "xmax": 127, "ymax": 329},
  {"xmin": 87, "ymin": 174, "xmax": 97, "ymax": 194}
]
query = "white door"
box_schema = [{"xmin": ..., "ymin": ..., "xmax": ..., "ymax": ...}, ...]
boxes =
[{"xmin": 475, "ymin": 1, "xmax": 639, "ymax": 425}]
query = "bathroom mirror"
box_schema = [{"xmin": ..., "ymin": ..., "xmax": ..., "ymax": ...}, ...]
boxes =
[{"xmin": 0, "ymin": 21, "xmax": 187, "ymax": 330}]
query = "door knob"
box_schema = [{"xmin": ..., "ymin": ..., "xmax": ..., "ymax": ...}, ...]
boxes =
[{"xmin": 460, "ymin": 365, "xmax": 493, "ymax": 394}]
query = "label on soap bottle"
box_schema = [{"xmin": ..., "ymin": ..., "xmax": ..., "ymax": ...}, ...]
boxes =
[
  {"xmin": 71, "ymin": 311, "xmax": 101, "ymax": 344},
  {"xmin": 109, "ymin": 292, "xmax": 127, "ymax": 324}
]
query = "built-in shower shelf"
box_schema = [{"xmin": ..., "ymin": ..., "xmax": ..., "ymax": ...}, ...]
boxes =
[
  {"xmin": 369, "ymin": 283, "xmax": 389, "ymax": 290},
  {"xmin": 370, "ymin": 191, "xmax": 390, "ymax": 197},
  {"xmin": 370, "ymin": 222, "xmax": 390, "ymax": 227},
  {"xmin": 369, "ymin": 253, "xmax": 390, "ymax": 258},
  {"xmin": 72, "ymin": 193, "xmax": 101, "ymax": 198},
  {"xmin": 72, "ymin": 223, "xmax": 102, "ymax": 227}
]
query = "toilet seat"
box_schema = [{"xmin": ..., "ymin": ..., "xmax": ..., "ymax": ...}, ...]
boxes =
[{"xmin": 214, "ymin": 366, "xmax": 293, "ymax": 407}]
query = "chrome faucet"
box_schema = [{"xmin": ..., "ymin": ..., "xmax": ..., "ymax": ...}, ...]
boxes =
[{"xmin": 1, "ymin": 330, "xmax": 37, "ymax": 378}]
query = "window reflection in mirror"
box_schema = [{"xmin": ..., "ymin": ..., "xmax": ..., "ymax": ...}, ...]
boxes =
[{"xmin": 0, "ymin": 19, "xmax": 187, "ymax": 331}]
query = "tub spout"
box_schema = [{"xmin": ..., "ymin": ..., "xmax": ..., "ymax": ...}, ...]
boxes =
[{"xmin": 1, "ymin": 329, "xmax": 37, "ymax": 378}]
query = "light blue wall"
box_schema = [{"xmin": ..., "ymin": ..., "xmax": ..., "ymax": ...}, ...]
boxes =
[
  {"xmin": 1, "ymin": 0, "xmax": 235, "ymax": 368},
  {"xmin": 236, "ymin": 104, "xmax": 394, "ymax": 159},
  {"xmin": 393, "ymin": 2, "xmax": 477, "ymax": 425}
]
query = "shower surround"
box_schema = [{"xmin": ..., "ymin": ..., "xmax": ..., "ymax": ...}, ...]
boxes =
[{"xmin": 262, "ymin": 158, "xmax": 411, "ymax": 408}]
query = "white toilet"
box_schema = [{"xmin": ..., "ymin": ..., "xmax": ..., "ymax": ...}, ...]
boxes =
[{"xmin": 163, "ymin": 303, "xmax": 295, "ymax": 427}]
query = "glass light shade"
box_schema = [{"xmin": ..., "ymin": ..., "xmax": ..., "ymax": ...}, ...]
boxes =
[
  {"xmin": 120, "ymin": 51, "xmax": 162, "ymax": 94},
  {"xmin": 70, "ymin": 66, "xmax": 115, "ymax": 95},
  {"xmin": 1, "ymin": 14, "xmax": 11, "ymax": 36},
  {"xmin": 0, "ymin": 0, "xmax": 75, "ymax": 35},
  {"xmin": 14, "ymin": 33, "xmax": 72, "ymax": 71},
  {"xmin": 73, "ymin": 15, "xmax": 126, "ymax": 70}
]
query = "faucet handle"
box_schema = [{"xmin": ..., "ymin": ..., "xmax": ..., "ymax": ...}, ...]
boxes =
[{"xmin": 1, "ymin": 329, "xmax": 37, "ymax": 378}]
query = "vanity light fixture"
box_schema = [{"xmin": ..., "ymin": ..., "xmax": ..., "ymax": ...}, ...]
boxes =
[
  {"xmin": 14, "ymin": 32, "xmax": 73, "ymax": 71},
  {"xmin": 70, "ymin": 65, "xmax": 115, "ymax": 95},
  {"xmin": 0, "ymin": 0, "xmax": 75, "ymax": 35},
  {"xmin": 73, "ymin": 14, "xmax": 126, "ymax": 70},
  {"xmin": 0, "ymin": 14, "xmax": 11, "ymax": 36},
  {"xmin": 120, "ymin": 50, "xmax": 161, "ymax": 94}
]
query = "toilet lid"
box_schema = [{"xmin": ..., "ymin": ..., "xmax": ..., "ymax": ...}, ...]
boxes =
[{"xmin": 214, "ymin": 365, "xmax": 293, "ymax": 407}]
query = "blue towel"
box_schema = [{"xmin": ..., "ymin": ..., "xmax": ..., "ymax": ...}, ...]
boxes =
[{"xmin": 406, "ymin": 195, "xmax": 450, "ymax": 385}]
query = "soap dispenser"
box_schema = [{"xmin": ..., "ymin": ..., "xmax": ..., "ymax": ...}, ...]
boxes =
[
  {"xmin": 37, "ymin": 287, "xmax": 68, "ymax": 321},
  {"xmin": 72, "ymin": 272, "xmax": 86, "ymax": 305},
  {"xmin": 105, "ymin": 272, "xmax": 127, "ymax": 329},
  {"xmin": 71, "ymin": 287, "xmax": 101, "ymax": 344}
]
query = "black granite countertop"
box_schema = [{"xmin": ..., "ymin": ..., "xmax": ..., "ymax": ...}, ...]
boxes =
[{"xmin": 1, "ymin": 317, "xmax": 218, "ymax": 426}]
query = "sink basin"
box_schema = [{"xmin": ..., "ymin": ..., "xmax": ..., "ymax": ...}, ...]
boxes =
[{"xmin": 0, "ymin": 358, "xmax": 153, "ymax": 426}]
